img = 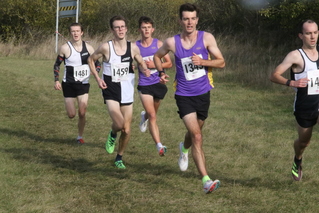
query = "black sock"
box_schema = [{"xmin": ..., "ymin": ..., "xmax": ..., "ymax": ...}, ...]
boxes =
[
  {"xmin": 110, "ymin": 131, "xmax": 117, "ymax": 138},
  {"xmin": 294, "ymin": 156, "xmax": 302, "ymax": 166},
  {"xmin": 115, "ymin": 154, "xmax": 122, "ymax": 162}
]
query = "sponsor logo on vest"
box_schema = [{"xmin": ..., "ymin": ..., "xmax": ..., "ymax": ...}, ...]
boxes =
[
  {"xmin": 122, "ymin": 57, "xmax": 130, "ymax": 62},
  {"xmin": 82, "ymin": 52, "xmax": 89, "ymax": 56}
]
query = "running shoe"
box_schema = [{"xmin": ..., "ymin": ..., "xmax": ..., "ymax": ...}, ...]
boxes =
[
  {"xmin": 105, "ymin": 131, "xmax": 116, "ymax": 154},
  {"xmin": 178, "ymin": 142, "xmax": 188, "ymax": 171},
  {"xmin": 115, "ymin": 160, "xmax": 126, "ymax": 169},
  {"xmin": 158, "ymin": 146, "xmax": 167, "ymax": 157},
  {"xmin": 77, "ymin": 138, "xmax": 85, "ymax": 144},
  {"xmin": 139, "ymin": 111, "xmax": 148, "ymax": 132},
  {"xmin": 292, "ymin": 162, "xmax": 302, "ymax": 181},
  {"xmin": 203, "ymin": 179, "xmax": 220, "ymax": 194}
]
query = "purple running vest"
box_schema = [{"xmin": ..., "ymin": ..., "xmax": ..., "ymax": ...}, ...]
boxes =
[
  {"xmin": 174, "ymin": 31, "xmax": 212, "ymax": 96},
  {"xmin": 136, "ymin": 38, "xmax": 160, "ymax": 86}
]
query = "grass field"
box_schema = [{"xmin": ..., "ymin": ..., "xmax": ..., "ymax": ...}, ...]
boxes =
[{"xmin": 1, "ymin": 56, "xmax": 319, "ymax": 213}]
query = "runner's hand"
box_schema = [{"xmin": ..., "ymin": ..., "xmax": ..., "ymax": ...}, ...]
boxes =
[
  {"xmin": 160, "ymin": 74, "xmax": 169, "ymax": 84},
  {"xmin": 54, "ymin": 81, "xmax": 62, "ymax": 90},
  {"xmin": 97, "ymin": 78, "xmax": 107, "ymax": 89}
]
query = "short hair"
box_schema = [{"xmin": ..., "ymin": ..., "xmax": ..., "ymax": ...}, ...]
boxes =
[
  {"xmin": 69, "ymin": 23, "xmax": 83, "ymax": 32},
  {"xmin": 299, "ymin": 19, "xmax": 317, "ymax": 34},
  {"xmin": 179, "ymin": 3, "xmax": 199, "ymax": 20},
  {"xmin": 138, "ymin": 16, "xmax": 154, "ymax": 28},
  {"xmin": 109, "ymin": 15, "xmax": 127, "ymax": 30}
]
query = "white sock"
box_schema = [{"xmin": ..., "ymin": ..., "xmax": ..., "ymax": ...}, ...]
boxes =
[
  {"xmin": 156, "ymin": 142, "xmax": 163, "ymax": 151},
  {"xmin": 77, "ymin": 136, "xmax": 82, "ymax": 140}
]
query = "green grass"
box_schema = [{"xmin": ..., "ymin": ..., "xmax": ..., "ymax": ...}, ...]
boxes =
[{"xmin": 1, "ymin": 56, "xmax": 319, "ymax": 213}]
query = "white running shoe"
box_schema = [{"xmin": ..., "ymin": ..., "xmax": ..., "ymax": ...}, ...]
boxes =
[
  {"xmin": 178, "ymin": 142, "xmax": 188, "ymax": 171},
  {"xmin": 139, "ymin": 111, "xmax": 148, "ymax": 132},
  {"xmin": 203, "ymin": 179, "xmax": 220, "ymax": 194}
]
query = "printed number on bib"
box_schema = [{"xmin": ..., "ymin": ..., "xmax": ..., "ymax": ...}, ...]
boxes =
[
  {"xmin": 181, "ymin": 54, "xmax": 205, "ymax": 81},
  {"xmin": 307, "ymin": 70, "xmax": 319, "ymax": 95},
  {"xmin": 143, "ymin": 55, "xmax": 157, "ymax": 74},
  {"xmin": 111, "ymin": 62, "xmax": 130, "ymax": 82},
  {"xmin": 74, "ymin": 65, "xmax": 90, "ymax": 82}
]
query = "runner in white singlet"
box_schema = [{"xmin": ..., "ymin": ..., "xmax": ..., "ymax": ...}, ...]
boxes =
[
  {"xmin": 53, "ymin": 23, "xmax": 99, "ymax": 144},
  {"xmin": 88, "ymin": 16, "xmax": 150, "ymax": 169},
  {"xmin": 270, "ymin": 19, "xmax": 319, "ymax": 181}
]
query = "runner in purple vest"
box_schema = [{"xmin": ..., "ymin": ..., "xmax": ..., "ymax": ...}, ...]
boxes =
[
  {"xmin": 154, "ymin": 3, "xmax": 225, "ymax": 194},
  {"xmin": 136, "ymin": 16, "xmax": 172, "ymax": 156}
]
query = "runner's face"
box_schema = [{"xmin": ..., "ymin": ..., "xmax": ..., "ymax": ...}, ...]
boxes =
[
  {"xmin": 112, "ymin": 20, "xmax": 127, "ymax": 39},
  {"xmin": 139, "ymin": 22, "xmax": 154, "ymax": 39},
  {"xmin": 300, "ymin": 22, "xmax": 318, "ymax": 48},
  {"xmin": 180, "ymin": 11, "xmax": 198, "ymax": 34},
  {"xmin": 70, "ymin": 26, "xmax": 83, "ymax": 42}
]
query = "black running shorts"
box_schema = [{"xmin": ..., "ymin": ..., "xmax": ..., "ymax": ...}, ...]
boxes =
[
  {"xmin": 137, "ymin": 83, "xmax": 168, "ymax": 100},
  {"xmin": 175, "ymin": 92, "xmax": 210, "ymax": 120},
  {"xmin": 294, "ymin": 111, "xmax": 319, "ymax": 128},
  {"xmin": 62, "ymin": 82, "xmax": 90, "ymax": 98}
]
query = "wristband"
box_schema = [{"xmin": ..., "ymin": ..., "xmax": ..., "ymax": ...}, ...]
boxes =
[
  {"xmin": 158, "ymin": 70, "xmax": 165, "ymax": 77},
  {"xmin": 286, "ymin": 79, "xmax": 291, "ymax": 86}
]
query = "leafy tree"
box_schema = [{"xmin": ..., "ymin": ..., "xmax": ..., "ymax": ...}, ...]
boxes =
[
  {"xmin": 2, "ymin": 0, "xmax": 319, "ymax": 47},
  {"xmin": 80, "ymin": 0, "xmax": 192, "ymax": 37},
  {"xmin": 260, "ymin": 0, "xmax": 319, "ymax": 34},
  {"xmin": 0, "ymin": 0, "xmax": 57, "ymax": 42}
]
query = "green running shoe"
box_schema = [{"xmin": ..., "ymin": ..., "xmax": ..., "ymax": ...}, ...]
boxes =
[
  {"xmin": 292, "ymin": 162, "xmax": 302, "ymax": 181},
  {"xmin": 105, "ymin": 131, "xmax": 116, "ymax": 154},
  {"xmin": 115, "ymin": 160, "xmax": 126, "ymax": 169}
]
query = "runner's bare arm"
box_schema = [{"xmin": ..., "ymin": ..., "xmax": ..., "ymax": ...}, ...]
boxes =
[
  {"xmin": 194, "ymin": 32, "xmax": 225, "ymax": 68},
  {"xmin": 132, "ymin": 43, "xmax": 150, "ymax": 77},
  {"xmin": 88, "ymin": 44, "xmax": 108, "ymax": 89},
  {"xmin": 270, "ymin": 50, "xmax": 307, "ymax": 87}
]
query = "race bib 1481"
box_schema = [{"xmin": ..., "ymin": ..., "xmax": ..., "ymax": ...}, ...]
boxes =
[{"xmin": 73, "ymin": 65, "xmax": 90, "ymax": 82}]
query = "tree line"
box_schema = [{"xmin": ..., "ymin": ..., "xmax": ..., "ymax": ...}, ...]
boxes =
[{"xmin": 1, "ymin": 0, "xmax": 319, "ymax": 46}]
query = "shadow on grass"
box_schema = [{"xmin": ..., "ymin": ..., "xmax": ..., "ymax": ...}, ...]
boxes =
[
  {"xmin": 0, "ymin": 126, "xmax": 197, "ymax": 180},
  {"xmin": 0, "ymin": 127, "xmax": 98, "ymax": 147},
  {"xmin": 3, "ymin": 127, "xmax": 260, "ymax": 193},
  {"xmin": 1, "ymin": 145, "xmax": 198, "ymax": 191}
]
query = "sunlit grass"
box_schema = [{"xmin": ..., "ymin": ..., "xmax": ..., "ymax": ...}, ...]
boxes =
[
  {"xmin": 0, "ymin": 0, "xmax": 311, "ymax": 211},
  {"xmin": 0, "ymin": 37, "xmax": 318, "ymax": 212}
]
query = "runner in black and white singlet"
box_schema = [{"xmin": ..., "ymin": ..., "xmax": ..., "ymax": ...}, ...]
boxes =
[
  {"xmin": 136, "ymin": 16, "xmax": 173, "ymax": 156},
  {"xmin": 292, "ymin": 48, "xmax": 319, "ymax": 123},
  {"xmin": 63, "ymin": 40, "xmax": 90, "ymax": 84},
  {"xmin": 88, "ymin": 15, "xmax": 150, "ymax": 169},
  {"xmin": 53, "ymin": 22, "xmax": 100, "ymax": 144},
  {"xmin": 270, "ymin": 19, "xmax": 319, "ymax": 182},
  {"xmin": 154, "ymin": 4, "xmax": 225, "ymax": 194},
  {"xmin": 102, "ymin": 40, "xmax": 135, "ymax": 104}
]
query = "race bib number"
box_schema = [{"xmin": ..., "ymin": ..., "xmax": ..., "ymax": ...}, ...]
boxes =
[
  {"xmin": 143, "ymin": 55, "xmax": 157, "ymax": 74},
  {"xmin": 111, "ymin": 62, "xmax": 130, "ymax": 82},
  {"xmin": 74, "ymin": 65, "xmax": 90, "ymax": 82},
  {"xmin": 181, "ymin": 54, "xmax": 206, "ymax": 81},
  {"xmin": 307, "ymin": 70, "xmax": 319, "ymax": 95}
]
